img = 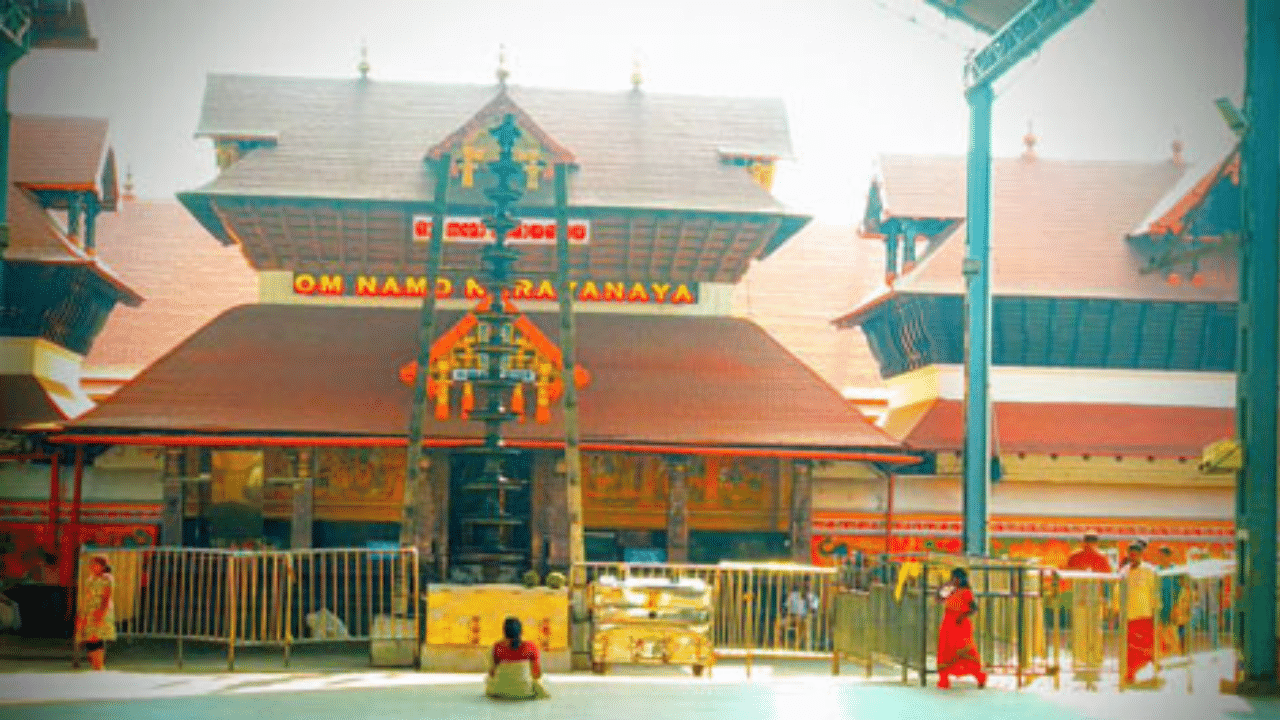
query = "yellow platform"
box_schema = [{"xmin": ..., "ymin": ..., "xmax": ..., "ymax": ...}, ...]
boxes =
[{"xmin": 420, "ymin": 584, "xmax": 569, "ymax": 673}]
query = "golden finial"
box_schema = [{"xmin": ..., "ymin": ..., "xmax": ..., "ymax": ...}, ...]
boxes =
[
  {"xmin": 358, "ymin": 40, "xmax": 370, "ymax": 79},
  {"xmin": 630, "ymin": 52, "xmax": 643, "ymax": 91},
  {"xmin": 496, "ymin": 44, "xmax": 510, "ymax": 86}
]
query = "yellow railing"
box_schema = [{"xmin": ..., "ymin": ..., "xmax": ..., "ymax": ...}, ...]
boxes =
[
  {"xmin": 75, "ymin": 546, "xmax": 421, "ymax": 670},
  {"xmin": 572, "ymin": 561, "xmax": 840, "ymax": 662}
]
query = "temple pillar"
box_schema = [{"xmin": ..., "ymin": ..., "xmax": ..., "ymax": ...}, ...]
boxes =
[
  {"xmin": 430, "ymin": 449, "xmax": 450, "ymax": 579},
  {"xmin": 789, "ymin": 459, "xmax": 814, "ymax": 564},
  {"xmin": 399, "ymin": 448, "xmax": 434, "ymax": 565},
  {"xmin": 533, "ymin": 452, "xmax": 570, "ymax": 571},
  {"xmin": 665, "ymin": 456, "xmax": 690, "ymax": 563},
  {"xmin": 290, "ymin": 447, "xmax": 314, "ymax": 550},
  {"xmin": 161, "ymin": 447, "xmax": 185, "ymax": 546}
]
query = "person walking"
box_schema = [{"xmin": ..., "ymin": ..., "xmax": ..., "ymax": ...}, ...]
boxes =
[
  {"xmin": 76, "ymin": 555, "xmax": 116, "ymax": 671},
  {"xmin": 936, "ymin": 567, "xmax": 987, "ymax": 689},
  {"xmin": 1121, "ymin": 542, "xmax": 1159, "ymax": 685}
]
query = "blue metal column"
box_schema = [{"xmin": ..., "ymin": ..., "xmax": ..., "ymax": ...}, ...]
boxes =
[
  {"xmin": 0, "ymin": 57, "xmax": 14, "ymax": 334},
  {"xmin": 961, "ymin": 81, "xmax": 994, "ymax": 557},
  {"xmin": 1237, "ymin": 0, "xmax": 1279, "ymax": 686}
]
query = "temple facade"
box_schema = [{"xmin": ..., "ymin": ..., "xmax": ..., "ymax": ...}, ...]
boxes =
[
  {"xmin": 27, "ymin": 71, "xmax": 909, "ymax": 583},
  {"xmin": 822, "ymin": 138, "xmax": 1244, "ymax": 567}
]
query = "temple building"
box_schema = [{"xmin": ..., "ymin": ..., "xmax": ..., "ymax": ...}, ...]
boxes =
[
  {"xmin": 40, "ymin": 70, "xmax": 911, "ymax": 581},
  {"xmin": 1, "ymin": 114, "xmax": 138, "ymax": 433},
  {"xmin": 822, "ymin": 136, "xmax": 1243, "ymax": 567}
]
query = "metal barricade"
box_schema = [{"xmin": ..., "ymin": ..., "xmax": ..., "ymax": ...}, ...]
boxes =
[
  {"xmin": 75, "ymin": 545, "xmax": 421, "ymax": 670},
  {"xmin": 571, "ymin": 561, "xmax": 840, "ymax": 671}
]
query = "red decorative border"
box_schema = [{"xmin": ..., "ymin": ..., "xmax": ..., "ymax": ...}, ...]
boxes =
[
  {"xmin": 811, "ymin": 513, "xmax": 1235, "ymax": 540},
  {"xmin": 0, "ymin": 500, "xmax": 162, "ymax": 524}
]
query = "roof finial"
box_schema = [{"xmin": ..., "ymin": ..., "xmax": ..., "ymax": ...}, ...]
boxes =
[
  {"xmin": 496, "ymin": 44, "xmax": 510, "ymax": 86},
  {"xmin": 358, "ymin": 40, "xmax": 370, "ymax": 80},
  {"xmin": 630, "ymin": 51, "xmax": 643, "ymax": 91},
  {"xmin": 1171, "ymin": 127, "xmax": 1185, "ymax": 166},
  {"xmin": 1022, "ymin": 120, "xmax": 1037, "ymax": 160},
  {"xmin": 122, "ymin": 165, "xmax": 135, "ymax": 202}
]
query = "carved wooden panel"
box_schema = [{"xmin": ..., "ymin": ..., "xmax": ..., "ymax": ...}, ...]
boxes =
[
  {"xmin": 582, "ymin": 452, "xmax": 668, "ymax": 512},
  {"xmin": 315, "ymin": 448, "xmax": 405, "ymax": 503},
  {"xmin": 689, "ymin": 456, "xmax": 773, "ymax": 513}
]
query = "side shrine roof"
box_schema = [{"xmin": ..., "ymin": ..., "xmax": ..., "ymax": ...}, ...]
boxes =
[
  {"xmin": 838, "ymin": 152, "xmax": 1236, "ymax": 326},
  {"xmin": 189, "ymin": 73, "xmax": 794, "ymax": 214},
  {"xmin": 62, "ymin": 304, "xmax": 908, "ymax": 459},
  {"xmin": 11, "ymin": 114, "xmax": 118, "ymax": 209},
  {"xmin": 884, "ymin": 398, "xmax": 1232, "ymax": 458}
]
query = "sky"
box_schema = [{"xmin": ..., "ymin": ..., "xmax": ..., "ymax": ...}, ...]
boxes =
[{"xmin": 11, "ymin": 0, "xmax": 1246, "ymax": 224}]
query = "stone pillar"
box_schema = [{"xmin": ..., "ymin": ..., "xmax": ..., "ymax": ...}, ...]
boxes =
[
  {"xmin": 665, "ymin": 456, "xmax": 690, "ymax": 563},
  {"xmin": 430, "ymin": 449, "xmax": 450, "ymax": 580},
  {"xmin": 403, "ymin": 450, "xmax": 434, "ymax": 562},
  {"xmin": 532, "ymin": 452, "xmax": 570, "ymax": 571},
  {"xmin": 161, "ymin": 447, "xmax": 185, "ymax": 547},
  {"xmin": 789, "ymin": 459, "xmax": 814, "ymax": 564},
  {"xmin": 290, "ymin": 447, "xmax": 314, "ymax": 550}
]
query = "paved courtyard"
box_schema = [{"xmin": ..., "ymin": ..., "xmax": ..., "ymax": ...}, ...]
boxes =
[{"xmin": 2, "ymin": 665, "xmax": 1279, "ymax": 720}]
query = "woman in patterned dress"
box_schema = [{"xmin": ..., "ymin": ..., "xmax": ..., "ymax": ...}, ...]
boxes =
[{"xmin": 77, "ymin": 555, "xmax": 116, "ymax": 671}]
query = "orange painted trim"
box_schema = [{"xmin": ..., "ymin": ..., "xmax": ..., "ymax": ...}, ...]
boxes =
[
  {"xmin": 16, "ymin": 182, "xmax": 96, "ymax": 192},
  {"xmin": 50, "ymin": 433, "xmax": 919, "ymax": 464}
]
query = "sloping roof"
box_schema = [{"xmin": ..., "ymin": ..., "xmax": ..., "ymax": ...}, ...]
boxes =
[
  {"xmin": 839, "ymin": 154, "xmax": 1236, "ymax": 324},
  {"xmin": 0, "ymin": 375, "xmax": 63, "ymax": 430},
  {"xmin": 732, "ymin": 222, "xmax": 886, "ymax": 390},
  {"xmin": 5, "ymin": 186, "xmax": 140, "ymax": 304},
  {"xmin": 188, "ymin": 74, "xmax": 792, "ymax": 213},
  {"xmin": 889, "ymin": 398, "xmax": 1232, "ymax": 457},
  {"xmin": 82, "ymin": 199, "xmax": 259, "ymax": 378},
  {"xmin": 10, "ymin": 114, "xmax": 116, "ymax": 207},
  {"xmin": 66, "ymin": 304, "xmax": 903, "ymax": 454},
  {"xmin": 1133, "ymin": 145, "xmax": 1239, "ymax": 237}
]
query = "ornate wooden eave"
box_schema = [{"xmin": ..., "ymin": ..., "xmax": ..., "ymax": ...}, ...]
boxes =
[
  {"xmin": 1128, "ymin": 147, "xmax": 1242, "ymax": 276},
  {"xmin": 181, "ymin": 194, "xmax": 796, "ymax": 286}
]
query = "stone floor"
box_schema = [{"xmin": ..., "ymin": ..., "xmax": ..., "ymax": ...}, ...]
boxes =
[{"xmin": 0, "ymin": 661, "xmax": 1278, "ymax": 720}]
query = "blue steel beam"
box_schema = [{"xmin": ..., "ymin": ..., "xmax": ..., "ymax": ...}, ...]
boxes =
[
  {"xmin": 958, "ymin": 0, "xmax": 1093, "ymax": 556},
  {"xmin": 966, "ymin": 0, "xmax": 1093, "ymax": 88},
  {"xmin": 1236, "ymin": 0, "xmax": 1278, "ymax": 687}
]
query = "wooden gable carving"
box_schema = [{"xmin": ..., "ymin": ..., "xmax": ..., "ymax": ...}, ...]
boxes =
[
  {"xmin": 425, "ymin": 91, "xmax": 575, "ymax": 191},
  {"xmin": 399, "ymin": 297, "xmax": 589, "ymax": 424}
]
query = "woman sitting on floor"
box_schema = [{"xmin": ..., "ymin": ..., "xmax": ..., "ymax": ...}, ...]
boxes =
[{"xmin": 486, "ymin": 616, "xmax": 550, "ymax": 700}]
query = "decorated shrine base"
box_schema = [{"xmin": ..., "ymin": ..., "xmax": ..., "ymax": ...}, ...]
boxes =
[{"xmin": 422, "ymin": 583, "xmax": 570, "ymax": 673}]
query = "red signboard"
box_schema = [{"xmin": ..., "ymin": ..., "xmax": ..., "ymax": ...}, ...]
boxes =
[{"xmin": 412, "ymin": 215, "xmax": 590, "ymax": 244}]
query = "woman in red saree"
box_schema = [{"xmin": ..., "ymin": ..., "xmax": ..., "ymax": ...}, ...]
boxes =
[{"xmin": 937, "ymin": 567, "xmax": 987, "ymax": 689}]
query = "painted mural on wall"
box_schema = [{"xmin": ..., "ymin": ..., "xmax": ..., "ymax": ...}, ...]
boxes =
[
  {"xmin": 261, "ymin": 448, "xmax": 405, "ymax": 518},
  {"xmin": 1, "ymin": 514, "xmax": 158, "ymax": 587},
  {"xmin": 581, "ymin": 453, "xmax": 781, "ymax": 529}
]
